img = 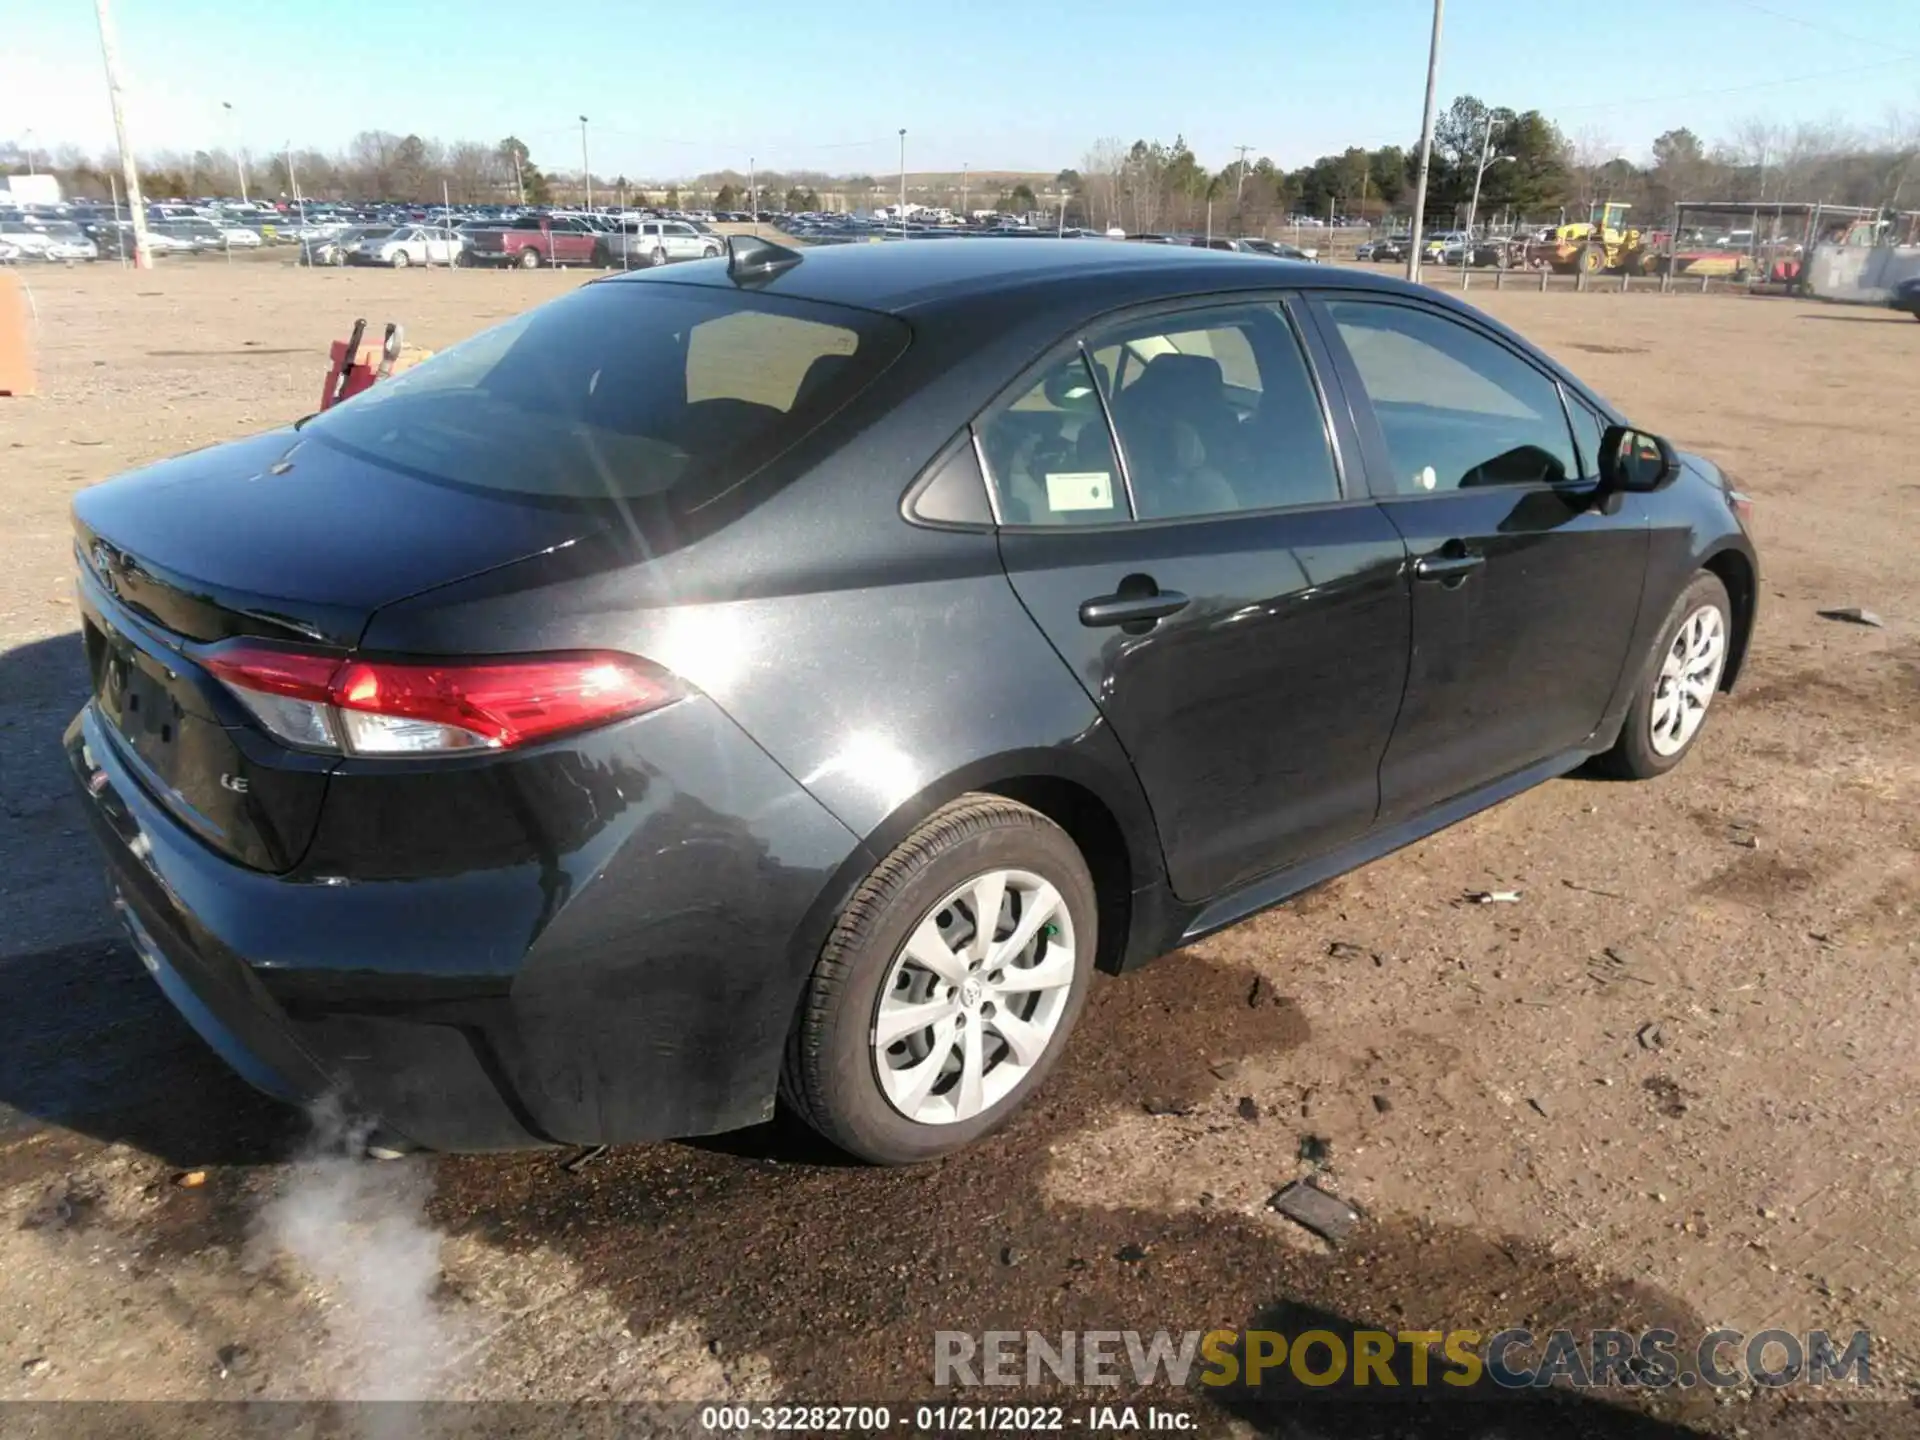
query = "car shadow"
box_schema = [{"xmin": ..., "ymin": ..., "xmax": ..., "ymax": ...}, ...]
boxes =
[
  {"xmin": 1208, "ymin": 1299, "xmax": 1705, "ymax": 1438},
  {"xmin": 1797, "ymin": 311, "xmax": 1912, "ymax": 324},
  {"xmin": 0, "ymin": 631, "xmax": 297, "ymax": 1168}
]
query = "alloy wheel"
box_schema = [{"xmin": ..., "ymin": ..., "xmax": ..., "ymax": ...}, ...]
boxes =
[
  {"xmin": 1649, "ymin": 604, "xmax": 1726, "ymax": 756},
  {"xmin": 872, "ymin": 868, "xmax": 1076, "ymax": 1125}
]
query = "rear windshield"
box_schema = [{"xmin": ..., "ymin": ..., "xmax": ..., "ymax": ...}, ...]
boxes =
[{"xmin": 303, "ymin": 281, "xmax": 909, "ymax": 505}]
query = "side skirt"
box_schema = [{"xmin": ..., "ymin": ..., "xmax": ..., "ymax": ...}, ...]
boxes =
[{"xmin": 1178, "ymin": 746, "xmax": 1595, "ymax": 945}]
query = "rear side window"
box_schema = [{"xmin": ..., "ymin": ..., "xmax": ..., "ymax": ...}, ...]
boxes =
[
  {"xmin": 1089, "ymin": 302, "xmax": 1340, "ymax": 518},
  {"xmin": 976, "ymin": 352, "xmax": 1127, "ymax": 526},
  {"xmin": 304, "ymin": 282, "xmax": 909, "ymax": 505}
]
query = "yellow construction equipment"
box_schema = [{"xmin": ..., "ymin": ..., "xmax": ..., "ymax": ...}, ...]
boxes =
[{"xmin": 1538, "ymin": 201, "xmax": 1659, "ymax": 276}]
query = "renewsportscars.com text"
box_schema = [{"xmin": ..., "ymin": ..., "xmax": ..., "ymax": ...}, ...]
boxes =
[{"xmin": 934, "ymin": 1327, "xmax": 1871, "ymax": 1391}]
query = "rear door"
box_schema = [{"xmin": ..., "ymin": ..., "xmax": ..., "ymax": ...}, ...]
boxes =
[
  {"xmin": 989, "ymin": 297, "xmax": 1411, "ymax": 902},
  {"xmin": 1308, "ymin": 294, "xmax": 1650, "ymax": 821}
]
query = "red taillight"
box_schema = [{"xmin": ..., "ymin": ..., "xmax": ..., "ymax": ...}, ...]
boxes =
[
  {"xmin": 202, "ymin": 643, "xmax": 677, "ymax": 757},
  {"xmin": 1729, "ymin": 490, "xmax": 1755, "ymax": 524}
]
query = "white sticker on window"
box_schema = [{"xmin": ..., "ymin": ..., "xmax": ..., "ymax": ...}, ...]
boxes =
[{"xmin": 1046, "ymin": 472, "xmax": 1116, "ymax": 512}]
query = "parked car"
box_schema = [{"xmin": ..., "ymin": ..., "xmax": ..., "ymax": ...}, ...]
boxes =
[
  {"xmin": 1233, "ymin": 237, "xmax": 1318, "ymax": 262},
  {"xmin": 603, "ymin": 218, "xmax": 724, "ymax": 267},
  {"xmin": 0, "ymin": 239, "xmax": 19, "ymax": 264},
  {"xmin": 218, "ymin": 225, "xmax": 264, "ymax": 249},
  {"xmin": 154, "ymin": 218, "xmax": 233, "ymax": 252},
  {"xmin": 65, "ymin": 239, "xmax": 1757, "ymax": 1165},
  {"xmin": 350, "ymin": 225, "xmax": 466, "ymax": 268},
  {"xmin": 0, "ymin": 219, "xmax": 55, "ymax": 259},
  {"xmin": 1888, "ymin": 275, "xmax": 1920, "ymax": 320},
  {"xmin": 300, "ymin": 226, "xmax": 391, "ymax": 266},
  {"xmin": 1359, "ymin": 236, "xmax": 1409, "ymax": 263},
  {"xmin": 464, "ymin": 214, "xmax": 601, "ymax": 268}
]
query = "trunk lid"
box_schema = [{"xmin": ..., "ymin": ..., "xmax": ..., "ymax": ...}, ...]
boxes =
[
  {"xmin": 71, "ymin": 429, "xmax": 605, "ymax": 873},
  {"xmin": 72, "ymin": 428, "xmax": 604, "ymax": 648}
]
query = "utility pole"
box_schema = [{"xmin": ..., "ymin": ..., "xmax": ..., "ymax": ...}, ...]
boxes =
[
  {"xmin": 94, "ymin": 0, "xmax": 152, "ymax": 269},
  {"xmin": 222, "ymin": 101, "xmax": 248, "ymax": 203},
  {"xmin": 22, "ymin": 129, "xmax": 35, "ymax": 177},
  {"xmin": 286, "ymin": 140, "xmax": 307, "ymax": 262},
  {"xmin": 748, "ymin": 155, "xmax": 757, "ymax": 234},
  {"xmin": 1406, "ymin": 0, "xmax": 1444, "ymax": 284},
  {"xmin": 1233, "ymin": 144, "xmax": 1254, "ymax": 206},
  {"xmin": 511, "ymin": 147, "xmax": 524, "ymax": 206},
  {"xmin": 579, "ymin": 115, "xmax": 591, "ymax": 209},
  {"xmin": 1464, "ymin": 113, "xmax": 1493, "ymax": 244},
  {"xmin": 898, "ymin": 128, "xmax": 907, "ymax": 228},
  {"xmin": 960, "ymin": 162, "xmax": 968, "ymax": 219}
]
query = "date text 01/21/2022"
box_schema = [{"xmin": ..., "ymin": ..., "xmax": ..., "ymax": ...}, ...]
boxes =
[{"xmin": 697, "ymin": 1404, "xmax": 1194, "ymax": 1431}]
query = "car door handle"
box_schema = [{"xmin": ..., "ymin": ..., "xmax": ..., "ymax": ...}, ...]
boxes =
[
  {"xmin": 1413, "ymin": 551, "xmax": 1486, "ymax": 583},
  {"xmin": 1078, "ymin": 591, "xmax": 1191, "ymax": 628}
]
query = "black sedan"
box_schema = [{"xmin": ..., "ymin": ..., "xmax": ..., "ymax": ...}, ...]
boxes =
[
  {"xmin": 1889, "ymin": 275, "xmax": 1920, "ymax": 319},
  {"xmin": 65, "ymin": 238, "xmax": 1757, "ymax": 1164}
]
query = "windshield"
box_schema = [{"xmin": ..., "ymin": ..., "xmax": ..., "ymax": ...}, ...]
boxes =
[{"xmin": 304, "ymin": 280, "xmax": 910, "ymax": 507}]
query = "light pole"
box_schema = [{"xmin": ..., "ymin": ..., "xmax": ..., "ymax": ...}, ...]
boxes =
[
  {"xmin": 1406, "ymin": 0, "xmax": 1445, "ymax": 284},
  {"xmin": 22, "ymin": 128, "xmax": 35, "ymax": 177},
  {"xmin": 1462, "ymin": 115, "xmax": 1513, "ymax": 254},
  {"xmin": 748, "ymin": 155, "xmax": 757, "ymax": 234},
  {"xmin": 94, "ymin": 0, "xmax": 152, "ymax": 269},
  {"xmin": 897, "ymin": 127, "xmax": 907, "ymax": 228},
  {"xmin": 221, "ymin": 102, "xmax": 249, "ymax": 204},
  {"xmin": 579, "ymin": 115, "xmax": 591, "ymax": 210},
  {"xmin": 960, "ymin": 162, "xmax": 968, "ymax": 219}
]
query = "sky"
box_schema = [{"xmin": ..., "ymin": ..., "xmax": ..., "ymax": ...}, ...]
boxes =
[{"xmin": 4, "ymin": 0, "xmax": 1919, "ymax": 179}]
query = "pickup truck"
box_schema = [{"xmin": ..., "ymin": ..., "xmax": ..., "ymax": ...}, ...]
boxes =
[
  {"xmin": 465, "ymin": 216, "xmax": 603, "ymax": 269},
  {"xmin": 603, "ymin": 218, "xmax": 724, "ymax": 267}
]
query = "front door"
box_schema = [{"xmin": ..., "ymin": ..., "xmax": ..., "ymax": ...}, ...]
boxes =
[
  {"xmin": 987, "ymin": 298, "xmax": 1411, "ymax": 902},
  {"xmin": 1310, "ymin": 295, "xmax": 1650, "ymax": 822}
]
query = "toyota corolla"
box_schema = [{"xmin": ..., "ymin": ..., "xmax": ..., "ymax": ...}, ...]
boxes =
[{"xmin": 65, "ymin": 237, "xmax": 1757, "ymax": 1164}]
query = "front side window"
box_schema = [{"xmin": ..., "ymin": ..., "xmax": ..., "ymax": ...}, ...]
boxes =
[
  {"xmin": 1564, "ymin": 394, "xmax": 1607, "ymax": 479},
  {"xmin": 303, "ymin": 285, "xmax": 908, "ymax": 506},
  {"xmin": 1088, "ymin": 302, "xmax": 1341, "ymax": 518},
  {"xmin": 1324, "ymin": 300, "xmax": 1578, "ymax": 494}
]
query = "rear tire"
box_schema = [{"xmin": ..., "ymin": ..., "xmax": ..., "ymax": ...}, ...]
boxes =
[
  {"xmin": 782, "ymin": 794, "xmax": 1097, "ymax": 1165},
  {"xmin": 649, "ymin": 245, "xmax": 668, "ymax": 267},
  {"xmin": 519, "ymin": 247, "xmax": 542, "ymax": 269},
  {"xmin": 390, "ymin": 250, "xmax": 409, "ymax": 268},
  {"xmin": 1592, "ymin": 572, "xmax": 1732, "ymax": 780}
]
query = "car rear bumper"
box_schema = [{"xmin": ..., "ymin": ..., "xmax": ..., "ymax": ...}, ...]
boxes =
[{"xmin": 65, "ymin": 692, "xmax": 869, "ymax": 1152}]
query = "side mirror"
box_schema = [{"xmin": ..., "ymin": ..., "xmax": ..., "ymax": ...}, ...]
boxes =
[{"xmin": 1598, "ymin": 424, "xmax": 1680, "ymax": 492}]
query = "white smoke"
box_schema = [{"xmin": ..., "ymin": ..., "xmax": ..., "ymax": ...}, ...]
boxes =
[{"xmin": 249, "ymin": 1095, "xmax": 466, "ymax": 1403}]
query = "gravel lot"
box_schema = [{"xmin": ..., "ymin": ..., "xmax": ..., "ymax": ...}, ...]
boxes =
[{"xmin": 1, "ymin": 262, "xmax": 1916, "ymax": 1437}]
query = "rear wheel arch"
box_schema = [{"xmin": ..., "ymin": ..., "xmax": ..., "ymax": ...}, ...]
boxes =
[
  {"xmin": 973, "ymin": 775, "xmax": 1134, "ymax": 975},
  {"xmin": 1700, "ymin": 546, "xmax": 1756, "ymax": 690},
  {"xmin": 823, "ymin": 754, "xmax": 1162, "ymax": 981}
]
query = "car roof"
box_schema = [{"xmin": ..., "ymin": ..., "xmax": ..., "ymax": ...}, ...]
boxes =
[{"xmin": 598, "ymin": 237, "xmax": 1429, "ymax": 317}]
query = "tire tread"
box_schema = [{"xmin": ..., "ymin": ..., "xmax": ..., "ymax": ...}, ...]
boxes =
[{"xmin": 779, "ymin": 793, "xmax": 1060, "ymax": 1148}]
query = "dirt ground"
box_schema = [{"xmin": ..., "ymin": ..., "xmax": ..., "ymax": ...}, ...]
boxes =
[{"xmin": 1, "ymin": 260, "xmax": 1916, "ymax": 1438}]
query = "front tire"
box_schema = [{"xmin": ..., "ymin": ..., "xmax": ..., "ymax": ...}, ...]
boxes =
[
  {"xmin": 1593, "ymin": 572, "xmax": 1732, "ymax": 779},
  {"xmin": 390, "ymin": 250, "xmax": 409, "ymax": 268},
  {"xmin": 649, "ymin": 245, "xmax": 668, "ymax": 268},
  {"xmin": 782, "ymin": 794, "xmax": 1097, "ymax": 1165},
  {"xmin": 519, "ymin": 247, "xmax": 542, "ymax": 269}
]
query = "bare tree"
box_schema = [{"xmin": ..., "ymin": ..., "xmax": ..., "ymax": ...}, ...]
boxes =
[
  {"xmin": 1079, "ymin": 138, "xmax": 1125, "ymax": 232},
  {"xmin": 1567, "ymin": 126, "xmax": 1618, "ymax": 211}
]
